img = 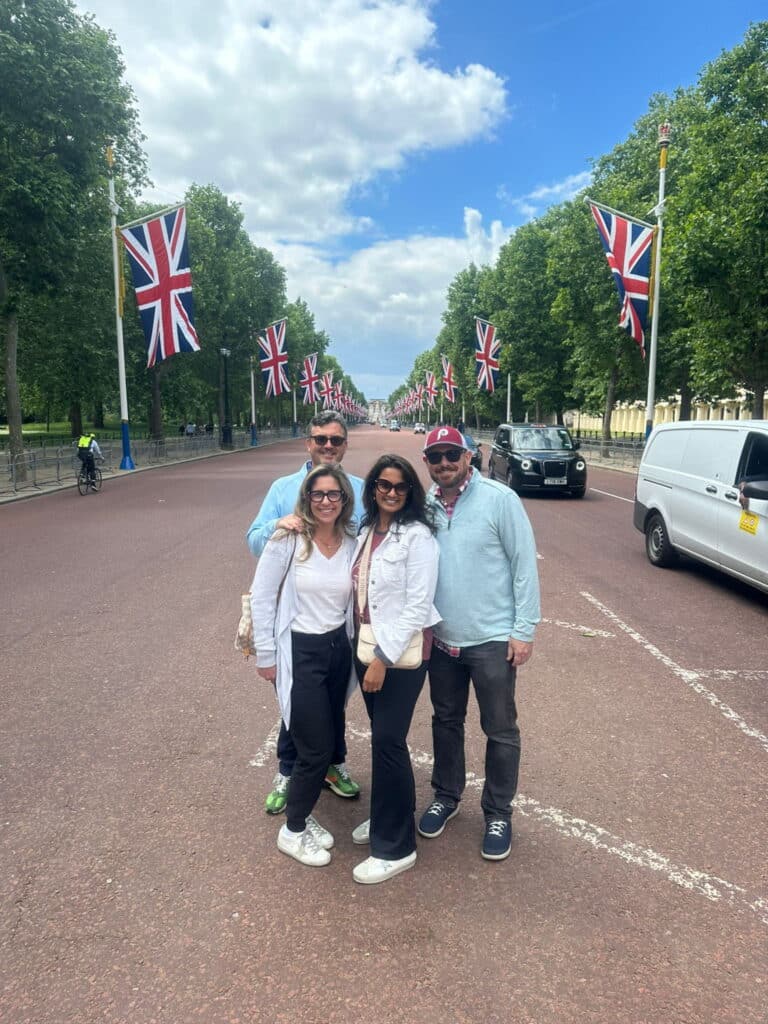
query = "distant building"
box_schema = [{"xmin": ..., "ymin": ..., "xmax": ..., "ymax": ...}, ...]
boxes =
[{"xmin": 368, "ymin": 399, "xmax": 389, "ymax": 423}]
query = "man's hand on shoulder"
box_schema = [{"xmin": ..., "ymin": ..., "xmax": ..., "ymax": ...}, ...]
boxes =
[
  {"xmin": 277, "ymin": 513, "xmax": 303, "ymax": 532},
  {"xmin": 507, "ymin": 639, "xmax": 533, "ymax": 667}
]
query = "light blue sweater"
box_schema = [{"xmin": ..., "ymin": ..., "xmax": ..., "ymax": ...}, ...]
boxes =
[
  {"xmin": 427, "ymin": 471, "xmax": 541, "ymax": 645},
  {"xmin": 246, "ymin": 462, "xmax": 366, "ymax": 557}
]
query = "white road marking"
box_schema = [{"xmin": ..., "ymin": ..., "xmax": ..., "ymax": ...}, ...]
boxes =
[
  {"xmin": 248, "ymin": 717, "xmax": 281, "ymax": 767},
  {"xmin": 541, "ymin": 617, "xmax": 615, "ymax": 638},
  {"xmin": 590, "ymin": 487, "xmax": 633, "ymax": 503},
  {"xmin": 343, "ymin": 725, "xmax": 768, "ymax": 927},
  {"xmin": 581, "ymin": 591, "xmax": 768, "ymax": 755}
]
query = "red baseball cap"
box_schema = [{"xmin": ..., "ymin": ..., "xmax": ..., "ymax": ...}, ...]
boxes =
[{"xmin": 423, "ymin": 426, "xmax": 470, "ymax": 451}]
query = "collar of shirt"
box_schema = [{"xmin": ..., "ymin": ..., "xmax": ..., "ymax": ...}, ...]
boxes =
[{"xmin": 435, "ymin": 467, "xmax": 474, "ymax": 515}]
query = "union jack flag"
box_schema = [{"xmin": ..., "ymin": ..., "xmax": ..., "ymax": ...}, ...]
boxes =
[
  {"xmin": 120, "ymin": 206, "xmax": 200, "ymax": 369},
  {"xmin": 333, "ymin": 382, "xmax": 343, "ymax": 410},
  {"xmin": 319, "ymin": 371, "xmax": 334, "ymax": 409},
  {"xmin": 424, "ymin": 371, "xmax": 438, "ymax": 408},
  {"xmin": 441, "ymin": 354, "xmax": 457, "ymax": 403},
  {"xmin": 258, "ymin": 318, "xmax": 290, "ymax": 398},
  {"xmin": 589, "ymin": 201, "xmax": 655, "ymax": 357},
  {"xmin": 475, "ymin": 318, "xmax": 500, "ymax": 392},
  {"xmin": 300, "ymin": 352, "xmax": 320, "ymax": 404}
]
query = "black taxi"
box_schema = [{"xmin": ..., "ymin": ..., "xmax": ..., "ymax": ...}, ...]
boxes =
[{"xmin": 488, "ymin": 423, "xmax": 587, "ymax": 498}]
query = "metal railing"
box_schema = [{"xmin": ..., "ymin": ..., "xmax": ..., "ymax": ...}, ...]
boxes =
[{"xmin": 0, "ymin": 427, "xmax": 304, "ymax": 497}]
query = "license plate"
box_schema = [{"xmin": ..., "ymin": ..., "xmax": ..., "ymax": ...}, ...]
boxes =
[{"xmin": 544, "ymin": 477, "xmax": 567, "ymax": 485}]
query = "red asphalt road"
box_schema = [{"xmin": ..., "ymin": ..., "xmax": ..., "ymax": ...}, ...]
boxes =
[{"xmin": 1, "ymin": 426, "xmax": 766, "ymax": 1024}]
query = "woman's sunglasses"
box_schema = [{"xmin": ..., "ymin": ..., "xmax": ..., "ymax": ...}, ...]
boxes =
[
  {"xmin": 310, "ymin": 434, "xmax": 346, "ymax": 448},
  {"xmin": 374, "ymin": 479, "xmax": 410, "ymax": 496},
  {"xmin": 425, "ymin": 448, "xmax": 463, "ymax": 465}
]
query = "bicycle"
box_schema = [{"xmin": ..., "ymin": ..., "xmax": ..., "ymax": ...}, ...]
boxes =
[{"xmin": 76, "ymin": 460, "xmax": 103, "ymax": 495}]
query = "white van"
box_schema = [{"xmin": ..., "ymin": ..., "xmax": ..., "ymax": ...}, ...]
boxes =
[{"xmin": 633, "ymin": 420, "xmax": 768, "ymax": 593}]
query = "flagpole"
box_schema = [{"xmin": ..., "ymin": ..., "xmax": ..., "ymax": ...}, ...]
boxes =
[
  {"xmin": 506, "ymin": 373, "xmax": 511, "ymax": 423},
  {"xmin": 292, "ymin": 387, "xmax": 298, "ymax": 437},
  {"xmin": 645, "ymin": 122, "xmax": 670, "ymax": 439},
  {"xmin": 107, "ymin": 147, "xmax": 135, "ymax": 470},
  {"xmin": 249, "ymin": 355, "xmax": 258, "ymax": 446}
]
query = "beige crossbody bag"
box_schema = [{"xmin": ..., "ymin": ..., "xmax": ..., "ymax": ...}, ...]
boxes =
[{"xmin": 355, "ymin": 528, "xmax": 422, "ymax": 669}]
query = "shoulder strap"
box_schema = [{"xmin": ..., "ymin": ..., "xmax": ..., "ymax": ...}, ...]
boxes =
[{"xmin": 355, "ymin": 527, "xmax": 375, "ymax": 619}]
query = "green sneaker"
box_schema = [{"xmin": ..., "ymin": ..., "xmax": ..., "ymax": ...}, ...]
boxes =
[
  {"xmin": 324, "ymin": 763, "xmax": 361, "ymax": 799},
  {"xmin": 265, "ymin": 771, "xmax": 290, "ymax": 815}
]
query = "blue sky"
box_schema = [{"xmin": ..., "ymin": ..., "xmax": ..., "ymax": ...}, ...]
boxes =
[{"xmin": 80, "ymin": 0, "xmax": 765, "ymax": 400}]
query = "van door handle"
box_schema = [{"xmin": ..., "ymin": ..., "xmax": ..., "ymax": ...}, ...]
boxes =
[
  {"xmin": 724, "ymin": 491, "xmax": 739, "ymax": 501},
  {"xmin": 705, "ymin": 485, "xmax": 717, "ymax": 494}
]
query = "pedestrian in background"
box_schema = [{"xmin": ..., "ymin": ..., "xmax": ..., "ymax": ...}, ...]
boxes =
[
  {"xmin": 418, "ymin": 427, "xmax": 540, "ymax": 861},
  {"xmin": 249, "ymin": 465, "xmax": 358, "ymax": 867},
  {"xmin": 246, "ymin": 411, "xmax": 365, "ymax": 814},
  {"xmin": 350, "ymin": 454, "xmax": 440, "ymax": 884}
]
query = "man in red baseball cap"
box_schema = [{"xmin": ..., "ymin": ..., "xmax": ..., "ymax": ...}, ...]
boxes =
[{"xmin": 419, "ymin": 421, "xmax": 540, "ymax": 861}]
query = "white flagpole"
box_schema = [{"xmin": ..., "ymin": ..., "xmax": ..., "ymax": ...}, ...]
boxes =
[
  {"xmin": 107, "ymin": 147, "xmax": 135, "ymax": 470},
  {"xmin": 292, "ymin": 386, "xmax": 298, "ymax": 437},
  {"xmin": 645, "ymin": 122, "xmax": 670, "ymax": 439},
  {"xmin": 506, "ymin": 373, "xmax": 511, "ymax": 423},
  {"xmin": 249, "ymin": 355, "xmax": 258, "ymax": 446}
]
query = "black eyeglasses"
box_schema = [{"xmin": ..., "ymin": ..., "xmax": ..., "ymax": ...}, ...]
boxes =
[
  {"xmin": 425, "ymin": 448, "xmax": 463, "ymax": 465},
  {"xmin": 309, "ymin": 489, "xmax": 346, "ymax": 504},
  {"xmin": 374, "ymin": 479, "xmax": 410, "ymax": 496},
  {"xmin": 310, "ymin": 434, "xmax": 346, "ymax": 448}
]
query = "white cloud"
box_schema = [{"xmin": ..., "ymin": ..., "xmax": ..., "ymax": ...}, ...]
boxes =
[
  {"xmin": 267, "ymin": 207, "xmax": 513, "ymax": 397},
  {"xmin": 79, "ymin": 0, "xmax": 511, "ymax": 397},
  {"xmin": 498, "ymin": 170, "xmax": 592, "ymax": 220}
]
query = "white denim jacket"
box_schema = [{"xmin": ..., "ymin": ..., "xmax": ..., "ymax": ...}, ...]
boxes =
[{"xmin": 354, "ymin": 520, "xmax": 441, "ymax": 666}]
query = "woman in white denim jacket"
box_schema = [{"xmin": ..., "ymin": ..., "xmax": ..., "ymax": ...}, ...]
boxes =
[{"xmin": 350, "ymin": 454, "xmax": 441, "ymax": 885}]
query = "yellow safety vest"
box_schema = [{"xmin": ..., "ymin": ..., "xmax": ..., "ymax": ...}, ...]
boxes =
[{"xmin": 77, "ymin": 435, "xmax": 93, "ymax": 450}]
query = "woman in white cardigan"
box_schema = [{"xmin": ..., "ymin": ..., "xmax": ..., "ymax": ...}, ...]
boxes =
[
  {"xmin": 250, "ymin": 465, "xmax": 358, "ymax": 868},
  {"xmin": 351, "ymin": 454, "xmax": 441, "ymax": 884}
]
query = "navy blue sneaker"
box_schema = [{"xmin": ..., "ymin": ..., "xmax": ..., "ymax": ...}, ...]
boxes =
[
  {"xmin": 417, "ymin": 800, "xmax": 459, "ymax": 838},
  {"xmin": 482, "ymin": 819, "xmax": 512, "ymax": 860}
]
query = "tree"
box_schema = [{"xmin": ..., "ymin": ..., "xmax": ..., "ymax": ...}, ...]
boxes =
[
  {"xmin": 668, "ymin": 22, "xmax": 768, "ymax": 417},
  {"xmin": 0, "ymin": 0, "xmax": 145, "ymax": 466}
]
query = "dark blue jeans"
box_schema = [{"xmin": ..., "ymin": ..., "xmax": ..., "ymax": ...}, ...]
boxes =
[
  {"xmin": 428, "ymin": 641, "xmax": 520, "ymax": 823},
  {"xmin": 355, "ymin": 656, "xmax": 427, "ymax": 860}
]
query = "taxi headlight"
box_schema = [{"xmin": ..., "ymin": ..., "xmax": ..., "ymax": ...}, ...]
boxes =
[
  {"xmin": 575, "ymin": 459, "xmax": 586, "ymax": 471},
  {"xmin": 521, "ymin": 459, "xmax": 533, "ymax": 471}
]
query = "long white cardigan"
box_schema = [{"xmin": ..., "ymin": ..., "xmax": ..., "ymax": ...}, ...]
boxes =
[{"xmin": 249, "ymin": 532, "xmax": 357, "ymax": 729}]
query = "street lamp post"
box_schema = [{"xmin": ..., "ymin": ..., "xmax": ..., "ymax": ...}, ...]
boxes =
[
  {"xmin": 220, "ymin": 347, "xmax": 232, "ymax": 448},
  {"xmin": 249, "ymin": 355, "xmax": 258, "ymax": 446}
]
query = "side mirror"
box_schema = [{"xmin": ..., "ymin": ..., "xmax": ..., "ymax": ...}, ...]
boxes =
[
  {"xmin": 742, "ymin": 480, "xmax": 768, "ymax": 501},
  {"xmin": 572, "ymin": 439, "xmax": 580, "ymax": 450}
]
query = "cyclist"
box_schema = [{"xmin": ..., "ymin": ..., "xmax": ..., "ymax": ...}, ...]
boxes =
[{"xmin": 76, "ymin": 432, "xmax": 102, "ymax": 485}]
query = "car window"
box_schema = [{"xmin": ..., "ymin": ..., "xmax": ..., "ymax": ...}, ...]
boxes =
[
  {"xmin": 513, "ymin": 427, "xmax": 572, "ymax": 450},
  {"xmin": 737, "ymin": 431, "xmax": 768, "ymax": 483}
]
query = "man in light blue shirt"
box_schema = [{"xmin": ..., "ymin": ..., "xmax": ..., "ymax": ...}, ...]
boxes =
[
  {"xmin": 246, "ymin": 411, "xmax": 365, "ymax": 815},
  {"xmin": 416, "ymin": 426, "xmax": 541, "ymax": 862}
]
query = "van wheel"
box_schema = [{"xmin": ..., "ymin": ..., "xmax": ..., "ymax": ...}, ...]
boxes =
[{"xmin": 645, "ymin": 513, "xmax": 678, "ymax": 567}]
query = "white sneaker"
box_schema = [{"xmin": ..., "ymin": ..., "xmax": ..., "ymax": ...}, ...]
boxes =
[
  {"xmin": 277, "ymin": 824, "xmax": 331, "ymax": 866},
  {"xmin": 351, "ymin": 819, "xmax": 370, "ymax": 845},
  {"xmin": 306, "ymin": 815, "xmax": 334, "ymax": 850},
  {"xmin": 352, "ymin": 852, "xmax": 416, "ymax": 885}
]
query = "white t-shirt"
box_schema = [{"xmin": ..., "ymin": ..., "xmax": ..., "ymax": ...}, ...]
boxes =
[{"xmin": 291, "ymin": 539, "xmax": 353, "ymax": 635}]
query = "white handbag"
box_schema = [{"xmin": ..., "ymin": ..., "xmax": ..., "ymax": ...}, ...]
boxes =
[{"xmin": 355, "ymin": 529, "xmax": 423, "ymax": 669}]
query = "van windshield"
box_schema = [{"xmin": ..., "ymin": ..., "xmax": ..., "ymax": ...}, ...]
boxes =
[{"xmin": 513, "ymin": 427, "xmax": 573, "ymax": 451}]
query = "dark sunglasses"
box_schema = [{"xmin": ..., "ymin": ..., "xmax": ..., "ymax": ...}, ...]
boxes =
[
  {"xmin": 374, "ymin": 479, "xmax": 410, "ymax": 496},
  {"xmin": 309, "ymin": 489, "xmax": 346, "ymax": 504},
  {"xmin": 425, "ymin": 448, "xmax": 464, "ymax": 465},
  {"xmin": 310, "ymin": 434, "xmax": 346, "ymax": 448}
]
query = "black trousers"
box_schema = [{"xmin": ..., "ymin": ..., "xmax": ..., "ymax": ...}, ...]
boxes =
[
  {"xmin": 285, "ymin": 626, "xmax": 351, "ymax": 833},
  {"xmin": 355, "ymin": 655, "xmax": 427, "ymax": 860}
]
